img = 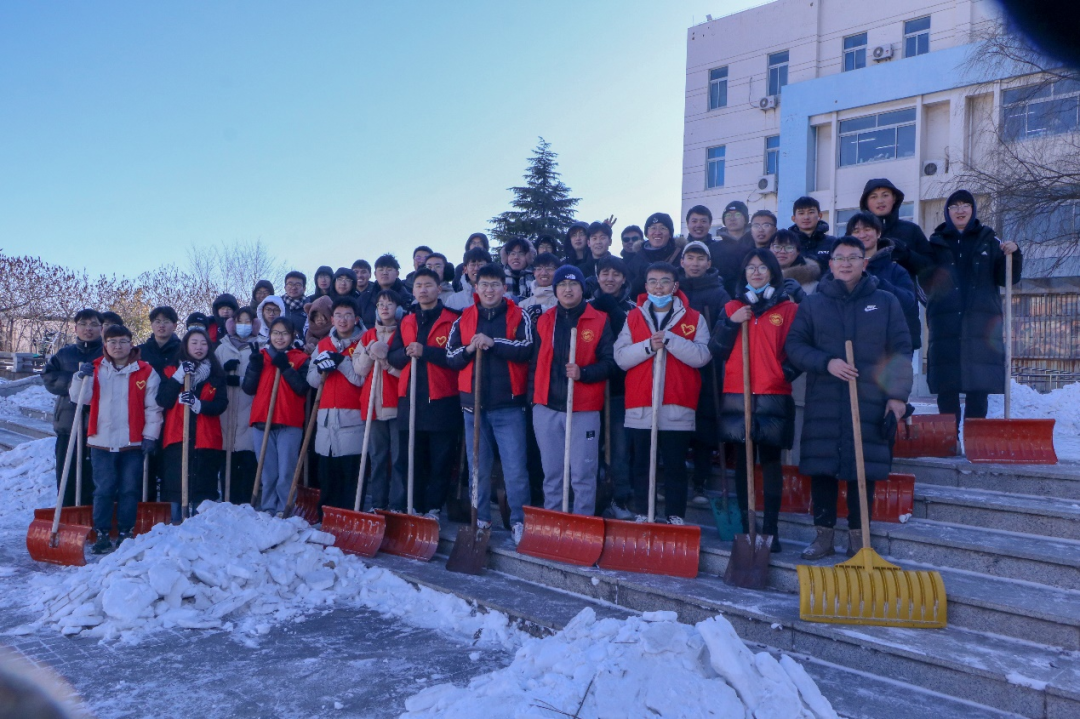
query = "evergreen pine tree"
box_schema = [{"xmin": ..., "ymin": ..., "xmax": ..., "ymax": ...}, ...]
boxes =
[{"xmin": 490, "ymin": 138, "xmax": 579, "ymax": 249}]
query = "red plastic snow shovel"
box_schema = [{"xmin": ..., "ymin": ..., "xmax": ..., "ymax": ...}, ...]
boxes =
[
  {"xmin": 892, "ymin": 415, "xmax": 958, "ymax": 458},
  {"xmin": 322, "ymin": 369, "xmax": 387, "ymax": 556},
  {"xmin": 133, "ymin": 453, "xmax": 172, "ymax": 535},
  {"xmin": 282, "ymin": 381, "xmax": 324, "ymax": 521},
  {"xmin": 725, "ymin": 322, "xmax": 772, "ymax": 590},
  {"xmin": 965, "ymin": 258, "xmax": 1057, "ymax": 464},
  {"xmin": 518, "ymin": 329, "xmax": 606, "ymax": 566},
  {"xmin": 376, "ymin": 357, "xmax": 440, "ymax": 561},
  {"xmin": 447, "ymin": 349, "xmax": 492, "ymax": 575},
  {"xmin": 250, "ymin": 368, "xmax": 282, "ymax": 507},
  {"xmin": 598, "ymin": 347, "xmax": 701, "ymax": 579},
  {"xmin": 27, "ymin": 378, "xmax": 92, "ymax": 566}
]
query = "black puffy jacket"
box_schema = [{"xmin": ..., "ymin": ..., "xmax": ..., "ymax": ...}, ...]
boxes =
[
  {"xmin": 42, "ymin": 339, "xmax": 104, "ymax": 433},
  {"xmin": 788, "ymin": 221, "xmax": 836, "ymax": 272},
  {"xmin": 859, "ymin": 178, "xmax": 935, "ymax": 279},
  {"xmin": 589, "ymin": 286, "xmax": 635, "ymax": 398},
  {"xmin": 445, "ymin": 299, "xmax": 534, "ymax": 412},
  {"xmin": 679, "ymin": 268, "xmax": 732, "ymax": 419},
  {"xmin": 863, "ymin": 240, "xmax": 921, "ymax": 350},
  {"xmin": 705, "ymin": 232, "xmax": 755, "ymax": 298},
  {"xmin": 785, "ymin": 275, "xmax": 913, "ymax": 482},
  {"xmin": 139, "ymin": 334, "xmax": 182, "ymax": 378}
]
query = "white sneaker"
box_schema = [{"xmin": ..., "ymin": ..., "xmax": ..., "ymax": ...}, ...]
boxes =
[
  {"xmin": 634, "ymin": 514, "xmax": 649, "ymax": 524},
  {"xmin": 512, "ymin": 522, "xmax": 525, "ymax": 545},
  {"xmin": 667, "ymin": 515, "xmax": 686, "ymax": 526},
  {"xmin": 608, "ymin": 499, "xmax": 633, "ymax": 521},
  {"xmin": 477, "ymin": 520, "xmax": 492, "ymax": 530},
  {"xmin": 691, "ymin": 493, "xmax": 709, "ymax": 507}
]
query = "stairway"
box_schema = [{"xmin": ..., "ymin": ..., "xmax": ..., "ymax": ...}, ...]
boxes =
[{"xmin": 0, "ymin": 407, "xmax": 54, "ymax": 451}]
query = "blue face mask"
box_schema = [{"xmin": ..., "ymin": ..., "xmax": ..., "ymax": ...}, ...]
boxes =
[
  {"xmin": 648, "ymin": 293, "xmax": 673, "ymax": 308},
  {"xmin": 235, "ymin": 323, "xmax": 252, "ymax": 338},
  {"xmin": 745, "ymin": 283, "xmax": 767, "ymax": 294}
]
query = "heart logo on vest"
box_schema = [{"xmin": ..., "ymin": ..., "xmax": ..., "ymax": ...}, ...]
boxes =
[
  {"xmin": 136, "ymin": 380, "xmax": 146, "ymax": 390},
  {"xmin": 206, "ymin": 387, "xmax": 216, "ymax": 397},
  {"xmin": 579, "ymin": 329, "xmax": 595, "ymax": 343},
  {"xmin": 768, "ymin": 313, "xmax": 783, "ymax": 326},
  {"xmin": 679, "ymin": 323, "xmax": 695, "ymax": 335},
  {"xmin": 435, "ymin": 335, "xmax": 447, "ymax": 346}
]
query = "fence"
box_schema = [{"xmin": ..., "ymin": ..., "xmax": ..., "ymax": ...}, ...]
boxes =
[{"xmin": 1011, "ymin": 281, "xmax": 1080, "ymax": 393}]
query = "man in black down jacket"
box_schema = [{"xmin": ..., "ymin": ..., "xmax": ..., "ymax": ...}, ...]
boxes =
[
  {"xmin": 859, "ymin": 178, "xmax": 935, "ymax": 282},
  {"xmin": 42, "ymin": 308, "xmax": 104, "ymax": 505},
  {"xmin": 786, "ymin": 237, "xmax": 913, "ymax": 560},
  {"xmin": 920, "ymin": 190, "xmax": 1021, "ymax": 429},
  {"xmin": 138, "ymin": 305, "xmax": 182, "ymax": 502}
]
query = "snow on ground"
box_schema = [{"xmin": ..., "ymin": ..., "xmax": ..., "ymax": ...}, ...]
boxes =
[
  {"xmin": 0, "ymin": 437, "xmax": 55, "ymax": 522},
  {"xmin": 402, "ymin": 608, "xmax": 837, "ymax": 719},
  {"xmin": 987, "ymin": 380, "xmax": 1080, "ymax": 460},
  {"xmin": 0, "ymin": 383, "xmax": 55, "ymax": 417}
]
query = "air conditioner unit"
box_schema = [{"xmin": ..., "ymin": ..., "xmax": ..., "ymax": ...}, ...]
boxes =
[
  {"xmin": 922, "ymin": 159, "xmax": 946, "ymax": 177},
  {"xmin": 758, "ymin": 174, "xmax": 777, "ymax": 193},
  {"xmin": 872, "ymin": 45, "xmax": 894, "ymax": 61},
  {"xmin": 758, "ymin": 95, "xmax": 778, "ymax": 110}
]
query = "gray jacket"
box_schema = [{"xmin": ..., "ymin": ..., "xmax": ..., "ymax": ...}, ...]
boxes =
[{"xmin": 214, "ymin": 338, "xmax": 256, "ymax": 453}]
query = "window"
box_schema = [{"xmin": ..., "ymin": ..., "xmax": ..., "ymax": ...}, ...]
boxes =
[
  {"xmin": 706, "ymin": 146, "xmax": 725, "ymax": 188},
  {"xmin": 1002, "ymin": 78, "xmax": 1080, "ymax": 141},
  {"xmin": 899, "ymin": 202, "xmax": 915, "ymax": 222},
  {"xmin": 838, "ymin": 108, "xmax": 917, "ymax": 166},
  {"xmin": 768, "ymin": 51, "xmax": 789, "ymax": 95},
  {"xmin": 904, "ymin": 17, "xmax": 930, "ymax": 58},
  {"xmin": 843, "ymin": 33, "xmax": 867, "ymax": 72},
  {"xmin": 708, "ymin": 67, "xmax": 728, "ymax": 110},
  {"xmin": 765, "ymin": 135, "xmax": 780, "ymax": 175}
]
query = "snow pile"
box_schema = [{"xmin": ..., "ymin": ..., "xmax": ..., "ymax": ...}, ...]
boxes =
[
  {"xmin": 402, "ymin": 608, "xmax": 837, "ymax": 719},
  {"xmin": 28, "ymin": 501, "xmax": 523, "ymax": 646},
  {"xmin": 0, "ymin": 384, "xmax": 55, "ymax": 417},
  {"xmin": 0, "ymin": 437, "xmax": 55, "ymax": 523},
  {"xmin": 987, "ymin": 380, "xmax": 1080, "ymax": 459}
]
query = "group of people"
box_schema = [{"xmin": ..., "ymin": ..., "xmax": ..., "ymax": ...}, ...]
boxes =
[{"xmin": 42, "ymin": 176, "xmax": 1021, "ymax": 561}]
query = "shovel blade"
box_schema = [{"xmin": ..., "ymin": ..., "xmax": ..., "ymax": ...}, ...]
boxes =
[
  {"xmin": 294, "ymin": 486, "xmax": 321, "ymax": 525},
  {"xmin": 708, "ymin": 496, "xmax": 742, "ymax": 542},
  {"xmin": 893, "ymin": 414, "xmax": 958, "ymax": 458},
  {"xmin": 446, "ymin": 524, "xmax": 490, "ymax": 575},
  {"xmin": 516, "ymin": 506, "xmax": 605, "ymax": 566},
  {"xmin": 964, "ymin": 418, "xmax": 1057, "ymax": 464},
  {"xmin": 34, "ymin": 506, "xmax": 94, "ymax": 527},
  {"xmin": 597, "ymin": 518, "xmax": 700, "ymax": 579},
  {"xmin": 321, "ymin": 507, "xmax": 386, "ymax": 558},
  {"xmin": 375, "ymin": 510, "xmax": 440, "ymax": 562},
  {"xmin": 26, "ymin": 517, "xmax": 91, "ymax": 566},
  {"xmin": 724, "ymin": 532, "xmax": 772, "ymax": 589},
  {"xmin": 133, "ymin": 502, "xmax": 173, "ymax": 536}
]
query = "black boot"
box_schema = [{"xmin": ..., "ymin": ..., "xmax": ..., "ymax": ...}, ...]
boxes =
[
  {"xmin": 91, "ymin": 530, "xmax": 113, "ymax": 555},
  {"xmin": 115, "ymin": 530, "xmax": 132, "ymax": 549}
]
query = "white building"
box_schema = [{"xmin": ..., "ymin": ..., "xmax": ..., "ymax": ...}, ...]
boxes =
[{"xmin": 681, "ymin": 0, "xmax": 1057, "ymax": 244}]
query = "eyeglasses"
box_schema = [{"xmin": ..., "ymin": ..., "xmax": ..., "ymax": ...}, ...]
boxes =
[
  {"xmin": 270, "ymin": 331, "xmax": 292, "ymax": 339},
  {"xmin": 831, "ymin": 255, "xmax": 865, "ymax": 265},
  {"xmin": 105, "ymin": 339, "xmax": 131, "ymax": 347},
  {"xmin": 332, "ymin": 313, "xmax": 355, "ymax": 321},
  {"xmin": 745, "ymin": 265, "xmax": 770, "ymax": 275},
  {"xmin": 644, "ymin": 278, "xmax": 674, "ymax": 288},
  {"xmin": 771, "ymin": 244, "xmax": 797, "ymax": 252},
  {"xmin": 948, "ymin": 202, "xmax": 972, "ymax": 212},
  {"xmin": 751, "ymin": 223, "xmax": 776, "ymax": 231},
  {"xmin": 476, "ymin": 282, "xmax": 503, "ymax": 291}
]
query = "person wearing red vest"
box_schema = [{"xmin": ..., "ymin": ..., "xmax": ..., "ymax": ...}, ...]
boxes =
[
  {"xmin": 446, "ymin": 263, "xmax": 534, "ymax": 543},
  {"xmin": 242, "ymin": 317, "xmax": 310, "ymax": 516},
  {"xmin": 68, "ymin": 324, "xmax": 162, "ymax": 554},
  {"xmin": 614, "ymin": 261, "xmax": 712, "ymax": 524},
  {"xmin": 387, "ymin": 268, "xmax": 462, "ymax": 519},
  {"xmin": 157, "ymin": 328, "xmax": 229, "ymax": 520},
  {"xmin": 306, "ymin": 297, "xmax": 365, "ymax": 514},
  {"xmin": 352, "ymin": 290, "xmax": 404, "ymax": 511},
  {"xmin": 710, "ymin": 249, "xmax": 800, "ymax": 553},
  {"xmin": 531, "ymin": 265, "xmax": 615, "ymax": 517}
]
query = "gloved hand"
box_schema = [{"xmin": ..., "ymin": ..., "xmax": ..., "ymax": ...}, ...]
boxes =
[
  {"xmin": 271, "ymin": 351, "xmax": 290, "ymax": 370},
  {"xmin": 223, "ymin": 359, "xmax": 240, "ymax": 373},
  {"xmin": 327, "ymin": 351, "xmax": 345, "ymax": 367},
  {"xmin": 141, "ymin": 438, "xmax": 156, "ymax": 455},
  {"xmin": 78, "ymin": 362, "xmax": 95, "ymax": 378},
  {"xmin": 181, "ymin": 360, "xmax": 196, "ymax": 374},
  {"xmin": 316, "ymin": 357, "xmax": 337, "ymax": 374},
  {"xmin": 313, "ymin": 350, "xmax": 330, "ymax": 363},
  {"xmin": 179, "ymin": 391, "xmax": 202, "ymax": 414},
  {"xmin": 248, "ymin": 351, "xmax": 264, "ymax": 369},
  {"xmin": 368, "ymin": 341, "xmax": 389, "ymax": 360},
  {"xmin": 172, "ymin": 362, "xmax": 187, "ymax": 383}
]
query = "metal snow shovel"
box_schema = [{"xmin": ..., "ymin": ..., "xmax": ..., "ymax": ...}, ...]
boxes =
[
  {"xmin": 725, "ymin": 321, "xmax": 772, "ymax": 589},
  {"xmin": 798, "ymin": 341, "xmax": 947, "ymax": 628},
  {"xmin": 518, "ymin": 328, "xmax": 606, "ymax": 566},
  {"xmin": 322, "ymin": 368, "xmax": 387, "ymax": 556},
  {"xmin": 27, "ymin": 378, "xmax": 92, "ymax": 566},
  {"xmin": 376, "ymin": 356, "xmax": 440, "ymax": 561},
  {"xmin": 704, "ymin": 307, "xmax": 741, "ymax": 541},
  {"xmin": 250, "ymin": 367, "xmax": 282, "ymax": 508},
  {"xmin": 133, "ymin": 453, "xmax": 172, "ymax": 536},
  {"xmin": 281, "ymin": 380, "xmax": 324, "ymax": 521},
  {"xmin": 447, "ymin": 348, "xmax": 491, "ymax": 575},
  {"xmin": 597, "ymin": 347, "xmax": 701, "ymax": 579},
  {"xmin": 965, "ymin": 257, "xmax": 1057, "ymax": 464}
]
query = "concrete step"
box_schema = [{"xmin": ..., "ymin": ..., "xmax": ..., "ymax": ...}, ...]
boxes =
[
  {"xmin": 369, "ymin": 548, "xmax": 1030, "ymax": 719},
  {"xmin": 914, "ymin": 484, "xmax": 1080, "ymax": 541},
  {"xmin": 0, "ymin": 416, "xmax": 53, "ymax": 441},
  {"xmin": 19, "ymin": 405, "xmax": 51, "ymax": 423},
  {"xmin": 0, "ymin": 426, "xmax": 36, "ymax": 451},
  {"xmin": 427, "ymin": 522, "xmax": 1080, "ymax": 719},
  {"xmin": 894, "ymin": 456, "xmax": 1080, "ymax": 501}
]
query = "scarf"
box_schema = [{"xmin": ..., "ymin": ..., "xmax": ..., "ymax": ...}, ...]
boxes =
[{"xmin": 282, "ymin": 295, "xmax": 305, "ymax": 313}]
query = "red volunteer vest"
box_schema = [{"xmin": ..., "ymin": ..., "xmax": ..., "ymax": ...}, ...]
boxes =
[
  {"xmin": 397, "ymin": 309, "xmax": 458, "ymax": 401},
  {"xmin": 315, "ymin": 335, "xmax": 364, "ymax": 411},
  {"xmin": 721, "ymin": 298, "xmax": 799, "ymax": 396},
  {"xmin": 360, "ymin": 328, "xmax": 399, "ymax": 420},
  {"xmin": 456, "ymin": 298, "xmax": 528, "ymax": 397},
  {"xmin": 533, "ymin": 303, "xmax": 608, "ymax": 412},
  {"xmin": 249, "ymin": 348, "xmax": 308, "ymax": 428},
  {"xmin": 161, "ymin": 366, "xmax": 223, "ymax": 450},
  {"xmin": 86, "ymin": 357, "xmax": 154, "ymax": 444},
  {"xmin": 624, "ymin": 292, "xmax": 703, "ymax": 411}
]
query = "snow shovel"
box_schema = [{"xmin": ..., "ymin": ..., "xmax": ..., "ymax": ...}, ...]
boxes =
[
  {"xmin": 965, "ymin": 256, "xmax": 1057, "ymax": 464},
  {"xmin": 598, "ymin": 347, "xmax": 701, "ymax": 579},
  {"xmin": 892, "ymin": 414, "xmax": 958, "ymax": 458},
  {"xmin": 250, "ymin": 367, "xmax": 282, "ymax": 508},
  {"xmin": 180, "ymin": 375, "xmax": 192, "ymax": 521},
  {"xmin": 133, "ymin": 453, "xmax": 172, "ymax": 536},
  {"xmin": 282, "ymin": 380, "xmax": 324, "ymax": 521},
  {"xmin": 447, "ymin": 348, "xmax": 491, "ymax": 575},
  {"xmin": 322, "ymin": 368, "xmax": 387, "ymax": 557},
  {"xmin": 704, "ymin": 307, "xmax": 741, "ymax": 542},
  {"xmin": 518, "ymin": 329, "xmax": 606, "ymax": 566},
  {"xmin": 223, "ymin": 367, "xmax": 235, "ymax": 503},
  {"xmin": 725, "ymin": 322, "xmax": 772, "ymax": 590},
  {"xmin": 27, "ymin": 378, "xmax": 93, "ymax": 566},
  {"xmin": 798, "ymin": 341, "xmax": 947, "ymax": 628},
  {"xmin": 376, "ymin": 356, "xmax": 440, "ymax": 561},
  {"xmin": 294, "ymin": 386, "xmax": 321, "ymax": 523}
]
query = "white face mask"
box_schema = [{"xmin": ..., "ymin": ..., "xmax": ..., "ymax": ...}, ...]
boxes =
[{"xmin": 235, "ymin": 323, "xmax": 253, "ymax": 338}]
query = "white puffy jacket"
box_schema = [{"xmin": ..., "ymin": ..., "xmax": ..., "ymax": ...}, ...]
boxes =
[{"xmin": 69, "ymin": 357, "xmax": 162, "ymax": 451}]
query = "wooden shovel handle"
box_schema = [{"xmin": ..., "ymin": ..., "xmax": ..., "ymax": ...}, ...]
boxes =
[
  {"xmin": 845, "ymin": 340, "xmax": 871, "ymax": 572},
  {"xmin": 562, "ymin": 328, "xmax": 577, "ymax": 514},
  {"xmin": 742, "ymin": 322, "xmax": 755, "ymax": 541},
  {"xmin": 181, "ymin": 374, "xmax": 191, "ymax": 520}
]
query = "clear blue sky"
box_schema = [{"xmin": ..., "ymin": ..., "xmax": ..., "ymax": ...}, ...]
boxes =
[{"xmin": 1, "ymin": 1, "xmax": 766, "ymax": 279}]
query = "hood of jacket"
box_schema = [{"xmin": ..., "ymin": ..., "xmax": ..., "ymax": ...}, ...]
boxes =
[
  {"xmin": 255, "ymin": 295, "xmax": 287, "ymax": 336},
  {"xmin": 562, "ymin": 221, "xmax": 591, "ymax": 258},
  {"xmin": 529, "ymin": 281, "xmax": 555, "ymax": 299},
  {"xmin": 212, "ymin": 293, "xmax": 240, "ymax": 314},
  {"xmin": 859, "ymin": 178, "xmax": 906, "ymax": 214},
  {"xmin": 251, "ymin": 280, "xmax": 275, "ymax": 306},
  {"xmin": 782, "ymin": 258, "xmax": 821, "ymax": 286}
]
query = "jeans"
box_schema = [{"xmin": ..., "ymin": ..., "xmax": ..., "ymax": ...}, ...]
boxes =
[
  {"xmin": 90, "ymin": 448, "xmax": 142, "ymax": 532},
  {"xmin": 629, "ymin": 428, "xmax": 692, "ymax": 519},
  {"xmin": 810, "ymin": 475, "xmax": 876, "ymax": 529},
  {"xmin": 532, "ymin": 405, "xmax": 601, "ymax": 515},
  {"xmin": 602, "ymin": 395, "xmax": 633, "ymax": 504},
  {"xmin": 937, "ymin": 391, "xmax": 989, "ymax": 430},
  {"xmin": 366, "ymin": 418, "xmax": 401, "ymax": 510},
  {"xmin": 250, "ymin": 426, "xmax": 303, "ymax": 515},
  {"xmin": 463, "ymin": 406, "xmax": 530, "ymax": 525},
  {"xmin": 393, "ymin": 429, "xmax": 458, "ymax": 514}
]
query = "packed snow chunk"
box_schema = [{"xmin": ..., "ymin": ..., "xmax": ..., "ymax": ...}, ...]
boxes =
[
  {"xmin": 101, "ymin": 579, "xmax": 159, "ymax": 624},
  {"xmin": 401, "ymin": 608, "xmax": 836, "ymax": 719}
]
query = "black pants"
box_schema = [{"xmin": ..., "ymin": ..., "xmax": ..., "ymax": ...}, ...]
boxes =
[
  {"xmin": 318, "ymin": 453, "xmax": 360, "ymax": 513},
  {"xmin": 525, "ymin": 408, "xmax": 545, "ymax": 506},
  {"xmin": 54, "ymin": 431, "xmax": 94, "ymax": 506},
  {"xmin": 810, "ymin": 475, "xmax": 875, "ymax": 529},
  {"xmin": 393, "ymin": 429, "xmax": 458, "ymax": 514},
  {"xmin": 691, "ymin": 415, "xmax": 717, "ymax": 492},
  {"xmin": 733, "ymin": 443, "xmax": 783, "ymax": 534},
  {"xmin": 160, "ymin": 443, "xmax": 222, "ymax": 508},
  {"xmin": 221, "ymin": 450, "xmax": 257, "ymax": 504},
  {"xmin": 937, "ymin": 391, "xmax": 988, "ymax": 429},
  {"xmin": 629, "ymin": 428, "xmax": 691, "ymax": 519}
]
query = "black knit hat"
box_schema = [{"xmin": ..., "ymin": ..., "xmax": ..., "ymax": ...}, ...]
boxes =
[
  {"xmin": 644, "ymin": 212, "xmax": 675, "ymax": 237},
  {"xmin": 212, "ymin": 293, "xmax": 240, "ymax": 314},
  {"xmin": 722, "ymin": 201, "xmax": 749, "ymax": 223}
]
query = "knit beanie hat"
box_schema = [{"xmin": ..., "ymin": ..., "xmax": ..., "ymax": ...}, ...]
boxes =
[
  {"xmin": 723, "ymin": 201, "xmax": 749, "ymax": 223},
  {"xmin": 552, "ymin": 265, "xmax": 586, "ymax": 291},
  {"xmin": 644, "ymin": 212, "xmax": 675, "ymax": 237}
]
